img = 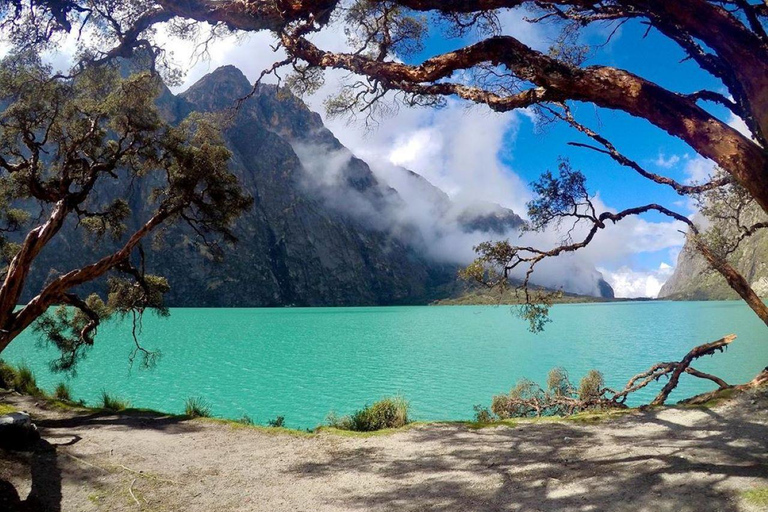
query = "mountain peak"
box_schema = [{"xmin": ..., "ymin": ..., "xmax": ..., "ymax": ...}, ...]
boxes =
[
  {"xmin": 210, "ymin": 65, "xmax": 249, "ymax": 82},
  {"xmin": 180, "ymin": 65, "xmax": 253, "ymax": 111}
]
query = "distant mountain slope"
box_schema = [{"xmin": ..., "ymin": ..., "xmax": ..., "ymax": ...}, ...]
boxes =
[
  {"xmin": 22, "ymin": 66, "xmax": 613, "ymax": 306},
  {"xmin": 660, "ymin": 213, "xmax": 768, "ymax": 300}
]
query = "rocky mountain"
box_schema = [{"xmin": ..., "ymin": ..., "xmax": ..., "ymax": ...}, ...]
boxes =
[
  {"xmin": 23, "ymin": 65, "xmax": 614, "ymax": 306},
  {"xmin": 660, "ymin": 215, "xmax": 768, "ymax": 300}
]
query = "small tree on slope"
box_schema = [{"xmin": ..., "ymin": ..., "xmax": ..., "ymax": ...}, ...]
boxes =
[{"xmin": 0, "ymin": 53, "xmax": 251, "ymax": 370}]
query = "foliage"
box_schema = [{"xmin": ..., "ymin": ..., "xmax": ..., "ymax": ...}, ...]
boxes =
[
  {"xmin": 0, "ymin": 359, "xmax": 15, "ymax": 389},
  {"xmin": 54, "ymin": 382, "xmax": 72, "ymax": 401},
  {"xmin": 527, "ymin": 161, "xmax": 591, "ymax": 234},
  {"xmin": 16, "ymin": 364, "xmax": 40, "ymax": 395},
  {"xmin": 0, "ymin": 51, "xmax": 251, "ymax": 369},
  {"xmin": 0, "ymin": 360, "xmax": 40, "ymax": 394},
  {"xmin": 184, "ymin": 396, "xmax": 212, "ymax": 418},
  {"xmin": 578, "ymin": 369, "xmax": 605, "ymax": 402},
  {"xmin": 328, "ymin": 396, "xmax": 410, "ymax": 432},
  {"xmin": 472, "ymin": 404, "xmax": 494, "ymax": 424},
  {"xmin": 491, "ymin": 368, "xmax": 611, "ymax": 419},
  {"xmin": 696, "ymin": 172, "xmax": 768, "ymax": 264},
  {"xmin": 99, "ymin": 390, "xmax": 129, "ymax": 411},
  {"xmin": 267, "ymin": 415, "xmax": 285, "ymax": 428},
  {"xmin": 237, "ymin": 414, "xmax": 254, "ymax": 426}
]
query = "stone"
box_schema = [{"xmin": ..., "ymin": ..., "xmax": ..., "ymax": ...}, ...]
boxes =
[{"xmin": 0, "ymin": 412, "xmax": 40, "ymax": 450}]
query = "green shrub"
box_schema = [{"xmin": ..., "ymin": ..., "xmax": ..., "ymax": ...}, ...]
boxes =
[
  {"xmin": 237, "ymin": 414, "xmax": 254, "ymax": 425},
  {"xmin": 326, "ymin": 411, "xmax": 353, "ymax": 430},
  {"xmin": 99, "ymin": 390, "xmax": 129, "ymax": 411},
  {"xmin": 267, "ymin": 415, "xmax": 285, "ymax": 428},
  {"xmin": 329, "ymin": 396, "xmax": 410, "ymax": 432},
  {"xmin": 14, "ymin": 364, "xmax": 40, "ymax": 396},
  {"xmin": 491, "ymin": 378, "xmax": 545, "ymax": 419},
  {"xmin": 184, "ymin": 396, "xmax": 212, "ymax": 418},
  {"xmin": 473, "ymin": 404, "xmax": 495, "ymax": 424},
  {"xmin": 489, "ymin": 368, "xmax": 613, "ymax": 419},
  {"xmin": 547, "ymin": 367, "xmax": 574, "ymax": 397},
  {"xmin": 0, "ymin": 360, "xmax": 17, "ymax": 390},
  {"xmin": 54, "ymin": 382, "xmax": 72, "ymax": 401}
]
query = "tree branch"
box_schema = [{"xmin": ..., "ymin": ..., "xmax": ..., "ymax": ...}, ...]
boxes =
[{"xmin": 282, "ymin": 32, "xmax": 768, "ymax": 214}]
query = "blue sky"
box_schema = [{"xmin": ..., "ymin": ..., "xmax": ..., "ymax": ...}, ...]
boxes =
[{"xmin": 399, "ymin": 13, "xmax": 734, "ymax": 276}]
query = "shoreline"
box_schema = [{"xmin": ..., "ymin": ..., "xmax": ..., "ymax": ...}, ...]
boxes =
[
  {"xmin": 0, "ymin": 384, "xmax": 738, "ymax": 438},
  {"xmin": 1, "ymin": 386, "xmax": 766, "ymax": 511}
]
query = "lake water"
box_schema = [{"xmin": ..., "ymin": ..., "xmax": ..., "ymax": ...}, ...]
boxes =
[{"xmin": 3, "ymin": 301, "xmax": 767, "ymax": 429}]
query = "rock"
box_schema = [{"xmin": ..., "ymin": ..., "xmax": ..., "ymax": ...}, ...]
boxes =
[
  {"xmin": 0, "ymin": 412, "xmax": 40, "ymax": 450},
  {"xmin": 660, "ymin": 204, "xmax": 768, "ymax": 300}
]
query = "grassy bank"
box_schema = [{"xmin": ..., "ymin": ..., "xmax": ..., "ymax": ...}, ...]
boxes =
[{"xmin": 0, "ymin": 359, "xmax": 745, "ymax": 438}]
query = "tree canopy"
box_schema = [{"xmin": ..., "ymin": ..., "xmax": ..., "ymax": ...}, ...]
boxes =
[{"xmin": 0, "ymin": 50, "xmax": 251, "ymax": 369}]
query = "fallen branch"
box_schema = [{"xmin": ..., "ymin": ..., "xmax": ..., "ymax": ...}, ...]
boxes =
[
  {"xmin": 650, "ymin": 334, "xmax": 736, "ymax": 406},
  {"xmin": 490, "ymin": 335, "xmax": 737, "ymax": 419}
]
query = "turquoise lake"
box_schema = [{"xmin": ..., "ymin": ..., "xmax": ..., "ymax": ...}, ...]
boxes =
[{"xmin": 3, "ymin": 301, "xmax": 767, "ymax": 429}]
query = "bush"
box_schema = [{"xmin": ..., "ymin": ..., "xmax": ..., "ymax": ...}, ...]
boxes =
[
  {"xmin": 329, "ymin": 396, "xmax": 410, "ymax": 432},
  {"xmin": 547, "ymin": 367, "xmax": 574, "ymax": 397},
  {"xmin": 0, "ymin": 360, "xmax": 17, "ymax": 390},
  {"xmin": 184, "ymin": 396, "xmax": 212, "ymax": 418},
  {"xmin": 237, "ymin": 414, "xmax": 254, "ymax": 425},
  {"xmin": 473, "ymin": 404, "xmax": 495, "ymax": 424},
  {"xmin": 578, "ymin": 370, "xmax": 605, "ymax": 401},
  {"xmin": 490, "ymin": 368, "xmax": 610, "ymax": 419},
  {"xmin": 14, "ymin": 364, "xmax": 41, "ymax": 396},
  {"xmin": 0, "ymin": 362, "xmax": 43, "ymax": 396},
  {"xmin": 492, "ymin": 378, "xmax": 545, "ymax": 419},
  {"xmin": 54, "ymin": 382, "xmax": 72, "ymax": 401},
  {"xmin": 267, "ymin": 415, "xmax": 285, "ymax": 428},
  {"xmin": 99, "ymin": 390, "xmax": 129, "ymax": 411}
]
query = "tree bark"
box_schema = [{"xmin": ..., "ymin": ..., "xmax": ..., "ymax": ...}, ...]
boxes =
[
  {"xmin": 283, "ymin": 34, "xmax": 768, "ymax": 216},
  {"xmin": 651, "ymin": 334, "xmax": 736, "ymax": 406},
  {"xmin": 0, "ymin": 200, "xmax": 70, "ymax": 328},
  {"xmin": 0, "ymin": 206, "xmax": 177, "ymax": 355}
]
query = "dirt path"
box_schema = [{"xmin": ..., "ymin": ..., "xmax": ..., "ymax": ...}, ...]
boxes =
[{"xmin": 1, "ymin": 389, "xmax": 767, "ymax": 512}]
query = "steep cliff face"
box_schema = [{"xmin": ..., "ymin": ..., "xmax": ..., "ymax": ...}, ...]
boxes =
[
  {"xmin": 143, "ymin": 66, "xmax": 458, "ymax": 306},
  {"xmin": 659, "ymin": 215, "xmax": 768, "ymax": 300},
  {"xmin": 22, "ymin": 66, "xmax": 614, "ymax": 306}
]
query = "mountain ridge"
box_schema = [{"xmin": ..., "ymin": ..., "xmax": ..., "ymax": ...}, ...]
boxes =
[{"xmin": 22, "ymin": 64, "xmax": 614, "ymax": 306}]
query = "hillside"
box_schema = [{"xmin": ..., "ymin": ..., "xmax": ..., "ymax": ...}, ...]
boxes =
[
  {"xmin": 660, "ymin": 210, "xmax": 768, "ymax": 300},
  {"xmin": 20, "ymin": 65, "xmax": 613, "ymax": 306}
]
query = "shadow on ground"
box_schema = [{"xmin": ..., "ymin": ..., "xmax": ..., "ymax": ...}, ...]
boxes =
[
  {"xmin": 293, "ymin": 405, "xmax": 768, "ymax": 512},
  {"xmin": 0, "ymin": 398, "xmax": 204, "ymax": 512}
]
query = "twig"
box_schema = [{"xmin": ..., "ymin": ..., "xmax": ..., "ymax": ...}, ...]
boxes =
[
  {"xmin": 119, "ymin": 464, "xmax": 178, "ymax": 485},
  {"xmin": 64, "ymin": 453, "xmax": 110, "ymax": 473},
  {"xmin": 129, "ymin": 478, "xmax": 140, "ymax": 507}
]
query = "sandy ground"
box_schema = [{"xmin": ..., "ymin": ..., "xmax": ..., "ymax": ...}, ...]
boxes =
[{"xmin": 1, "ymin": 389, "xmax": 767, "ymax": 512}]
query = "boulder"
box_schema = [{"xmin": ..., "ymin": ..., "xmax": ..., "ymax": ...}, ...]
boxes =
[{"xmin": 0, "ymin": 412, "xmax": 39, "ymax": 450}]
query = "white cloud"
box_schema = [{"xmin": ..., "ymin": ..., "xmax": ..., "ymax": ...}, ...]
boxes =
[
  {"xmin": 160, "ymin": 27, "xmax": 284, "ymax": 93},
  {"xmin": 377, "ymin": 101, "xmax": 531, "ymax": 213},
  {"xmin": 653, "ymin": 152, "xmax": 681, "ymax": 169},
  {"xmin": 600, "ymin": 262, "xmax": 676, "ymax": 298},
  {"xmin": 684, "ymin": 156, "xmax": 716, "ymax": 185}
]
